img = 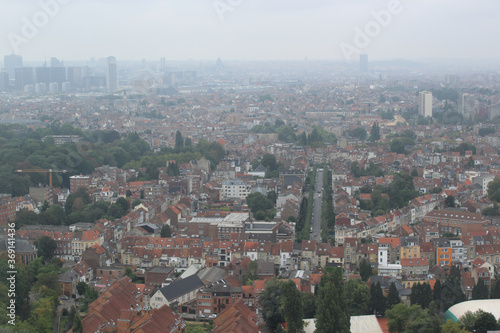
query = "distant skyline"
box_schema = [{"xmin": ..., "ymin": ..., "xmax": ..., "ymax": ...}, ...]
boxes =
[{"xmin": 1, "ymin": 0, "xmax": 500, "ymax": 63}]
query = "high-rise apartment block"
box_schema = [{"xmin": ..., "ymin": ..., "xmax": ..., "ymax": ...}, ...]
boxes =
[{"xmin": 419, "ymin": 91, "xmax": 433, "ymax": 117}]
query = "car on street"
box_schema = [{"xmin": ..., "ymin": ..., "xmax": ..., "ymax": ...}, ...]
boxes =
[{"xmin": 209, "ymin": 314, "xmax": 217, "ymax": 319}]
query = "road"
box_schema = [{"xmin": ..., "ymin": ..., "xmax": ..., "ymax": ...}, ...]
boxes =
[{"xmin": 311, "ymin": 169, "xmax": 323, "ymax": 242}]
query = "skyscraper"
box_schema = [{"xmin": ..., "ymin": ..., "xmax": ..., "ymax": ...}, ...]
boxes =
[
  {"xmin": 458, "ymin": 93, "xmax": 476, "ymax": 122},
  {"xmin": 4, "ymin": 54, "xmax": 23, "ymax": 78},
  {"xmin": 35, "ymin": 67, "xmax": 51, "ymax": 84},
  {"xmin": 360, "ymin": 54, "xmax": 368, "ymax": 72},
  {"xmin": 50, "ymin": 67, "xmax": 66, "ymax": 89},
  {"xmin": 0, "ymin": 72, "xmax": 9, "ymax": 91},
  {"xmin": 15, "ymin": 67, "xmax": 34, "ymax": 91},
  {"xmin": 50, "ymin": 57, "xmax": 64, "ymax": 68},
  {"xmin": 106, "ymin": 56, "xmax": 118, "ymax": 92},
  {"xmin": 419, "ymin": 91, "xmax": 433, "ymax": 117},
  {"xmin": 67, "ymin": 67, "xmax": 83, "ymax": 89}
]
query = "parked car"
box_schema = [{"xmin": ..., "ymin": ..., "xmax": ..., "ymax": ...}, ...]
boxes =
[{"xmin": 209, "ymin": 314, "xmax": 217, "ymax": 319}]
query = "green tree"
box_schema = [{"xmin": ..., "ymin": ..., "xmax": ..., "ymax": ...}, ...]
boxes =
[
  {"xmin": 278, "ymin": 126, "xmax": 297, "ymax": 142},
  {"xmin": 281, "ymin": 280, "xmax": 303, "ymax": 333},
  {"xmin": 491, "ymin": 279, "xmax": 500, "ymax": 299},
  {"xmin": 440, "ymin": 319, "xmax": 468, "ymax": 333},
  {"xmin": 473, "ymin": 310, "xmax": 499, "ymax": 332},
  {"xmin": 260, "ymin": 279, "xmax": 284, "ymax": 332},
  {"xmin": 445, "ymin": 195, "xmax": 456, "ymax": 208},
  {"xmin": 359, "ymin": 259, "xmax": 373, "ymax": 282},
  {"xmin": 433, "ymin": 279, "xmax": 442, "ymax": 300},
  {"xmin": 455, "ymin": 142, "xmax": 476, "ymax": 156},
  {"xmin": 370, "ymin": 122, "xmax": 381, "ymax": 142},
  {"xmin": 185, "ymin": 325, "xmax": 207, "ymax": 333},
  {"xmin": 76, "ymin": 281, "xmax": 87, "ymax": 296},
  {"xmin": 73, "ymin": 314, "xmax": 83, "ymax": 333},
  {"xmin": 410, "ymin": 282, "xmax": 432, "ymax": 309},
  {"xmin": 175, "ymin": 130, "xmax": 184, "ymax": 150},
  {"xmin": 125, "ymin": 267, "xmax": 139, "ymax": 283},
  {"xmin": 160, "ymin": 224, "xmax": 171, "ymax": 238},
  {"xmin": 387, "ymin": 282, "xmax": 401, "ymax": 309},
  {"xmin": 370, "ymin": 281, "xmax": 387, "ymax": 315},
  {"xmin": 386, "ymin": 303, "xmax": 409, "ymax": 333},
  {"xmin": 350, "ymin": 127, "xmax": 367, "ymax": 141},
  {"xmin": 34, "ymin": 235, "xmax": 57, "ymax": 259},
  {"xmin": 29, "ymin": 297, "xmax": 56, "ymax": 332},
  {"xmin": 472, "ymin": 278, "xmax": 489, "ymax": 300},
  {"xmin": 315, "ymin": 270, "xmax": 350, "ymax": 333},
  {"xmin": 246, "ymin": 192, "xmax": 274, "ymax": 220},
  {"xmin": 301, "ymin": 292, "xmax": 316, "ymax": 318},
  {"xmin": 459, "ymin": 310, "xmax": 477, "ymax": 331},
  {"xmin": 345, "ymin": 279, "xmax": 371, "ymax": 316},
  {"xmin": 14, "ymin": 209, "xmax": 39, "ymax": 228},
  {"xmin": 487, "ymin": 177, "xmax": 500, "ymax": 202},
  {"xmin": 115, "ymin": 197, "xmax": 129, "ymax": 212}
]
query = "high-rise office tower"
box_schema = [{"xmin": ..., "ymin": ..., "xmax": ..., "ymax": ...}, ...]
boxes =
[
  {"xmin": 360, "ymin": 54, "xmax": 368, "ymax": 72},
  {"xmin": 50, "ymin": 67, "xmax": 66, "ymax": 89},
  {"xmin": 0, "ymin": 72, "xmax": 9, "ymax": 91},
  {"xmin": 35, "ymin": 67, "xmax": 51, "ymax": 84},
  {"xmin": 160, "ymin": 57, "xmax": 166, "ymax": 71},
  {"xmin": 4, "ymin": 54, "xmax": 23, "ymax": 78},
  {"xmin": 419, "ymin": 91, "xmax": 433, "ymax": 117},
  {"xmin": 51, "ymin": 57, "xmax": 64, "ymax": 67},
  {"xmin": 67, "ymin": 67, "xmax": 82, "ymax": 89},
  {"xmin": 458, "ymin": 93, "xmax": 476, "ymax": 121},
  {"xmin": 106, "ymin": 56, "xmax": 118, "ymax": 92},
  {"xmin": 15, "ymin": 67, "xmax": 34, "ymax": 91}
]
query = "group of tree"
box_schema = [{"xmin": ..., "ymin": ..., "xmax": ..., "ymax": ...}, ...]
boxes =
[
  {"xmin": 350, "ymin": 161, "xmax": 384, "ymax": 178},
  {"xmin": 459, "ymin": 309, "xmax": 500, "ymax": 332},
  {"xmin": 299, "ymin": 126, "xmax": 337, "ymax": 147},
  {"xmin": 390, "ymin": 137, "xmax": 416, "ymax": 154},
  {"xmin": 250, "ymin": 120, "xmax": 297, "ymax": 143},
  {"xmin": 370, "ymin": 122, "xmax": 381, "ymax": 142},
  {"xmin": 483, "ymin": 178, "xmax": 500, "ymax": 216},
  {"xmin": 386, "ymin": 303, "xmax": 441, "ymax": 333},
  {"xmin": 478, "ymin": 127, "xmax": 496, "ymax": 137},
  {"xmin": 359, "ymin": 172, "xmax": 419, "ymax": 216},
  {"xmin": 259, "ymin": 269, "xmax": 350, "ymax": 332},
  {"xmin": 296, "ymin": 168, "xmax": 315, "ymax": 241},
  {"xmin": 320, "ymin": 165, "xmax": 335, "ymax": 242},
  {"xmin": 126, "ymin": 137, "xmax": 225, "ymax": 180},
  {"xmin": 0, "ymin": 123, "xmax": 154, "ymax": 196},
  {"xmin": 0, "ymin": 254, "xmax": 86, "ymax": 332},
  {"xmin": 15, "ymin": 188, "xmax": 131, "ymax": 228},
  {"xmin": 348, "ymin": 127, "xmax": 367, "ymax": 141},
  {"xmin": 453, "ymin": 142, "xmax": 477, "ymax": 156},
  {"xmin": 246, "ymin": 191, "xmax": 276, "ymax": 221},
  {"xmin": 410, "ymin": 282, "xmax": 433, "ymax": 309}
]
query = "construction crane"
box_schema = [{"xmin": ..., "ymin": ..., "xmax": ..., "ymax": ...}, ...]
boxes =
[{"xmin": 15, "ymin": 169, "xmax": 68, "ymax": 187}]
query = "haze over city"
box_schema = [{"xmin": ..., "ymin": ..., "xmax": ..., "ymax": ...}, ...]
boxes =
[{"xmin": 1, "ymin": 0, "xmax": 500, "ymax": 63}]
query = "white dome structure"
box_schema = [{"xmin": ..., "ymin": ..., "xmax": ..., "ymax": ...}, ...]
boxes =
[{"xmin": 444, "ymin": 300, "xmax": 500, "ymax": 322}]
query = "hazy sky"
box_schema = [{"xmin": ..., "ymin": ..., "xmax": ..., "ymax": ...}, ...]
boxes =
[{"xmin": 1, "ymin": 0, "xmax": 499, "ymax": 62}]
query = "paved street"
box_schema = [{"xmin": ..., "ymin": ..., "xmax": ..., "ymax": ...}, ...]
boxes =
[{"xmin": 311, "ymin": 169, "xmax": 324, "ymax": 242}]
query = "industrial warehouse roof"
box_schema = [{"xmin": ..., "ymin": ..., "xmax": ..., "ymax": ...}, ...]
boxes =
[{"xmin": 444, "ymin": 300, "xmax": 500, "ymax": 322}]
